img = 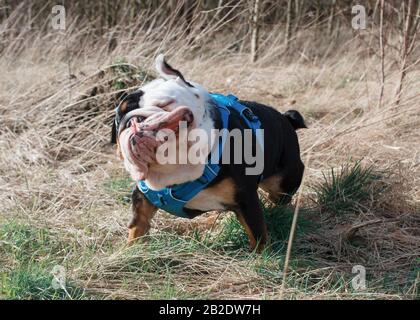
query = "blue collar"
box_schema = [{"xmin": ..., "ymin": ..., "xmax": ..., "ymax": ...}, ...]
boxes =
[{"xmin": 137, "ymin": 93, "xmax": 262, "ymax": 218}]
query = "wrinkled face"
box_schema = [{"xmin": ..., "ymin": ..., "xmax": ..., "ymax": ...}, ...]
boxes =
[{"xmin": 112, "ymin": 55, "xmax": 212, "ymax": 182}]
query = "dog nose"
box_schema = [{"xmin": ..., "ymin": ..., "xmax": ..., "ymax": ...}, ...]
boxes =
[{"xmin": 183, "ymin": 110, "xmax": 194, "ymax": 124}]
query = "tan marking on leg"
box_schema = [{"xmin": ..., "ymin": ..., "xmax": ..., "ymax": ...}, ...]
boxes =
[
  {"xmin": 235, "ymin": 212, "xmax": 257, "ymax": 250},
  {"xmin": 259, "ymin": 174, "xmax": 284, "ymax": 204},
  {"xmin": 128, "ymin": 198, "xmax": 157, "ymax": 243},
  {"xmin": 235, "ymin": 212, "xmax": 268, "ymax": 253}
]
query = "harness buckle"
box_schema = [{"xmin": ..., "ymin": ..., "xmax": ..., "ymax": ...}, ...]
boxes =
[
  {"xmin": 158, "ymin": 194, "xmax": 167, "ymax": 206},
  {"xmin": 198, "ymin": 175, "xmax": 209, "ymax": 185},
  {"xmin": 242, "ymin": 108, "xmax": 258, "ymax": 122}
]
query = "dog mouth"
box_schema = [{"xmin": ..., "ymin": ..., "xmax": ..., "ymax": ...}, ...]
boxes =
[
  {"xmin": 134, "ymin": 106, "xmax": 194, "ymax": 133},
  {"xmin": 123, "ymin": 106, "xmax": 194, "ymax": 180}
]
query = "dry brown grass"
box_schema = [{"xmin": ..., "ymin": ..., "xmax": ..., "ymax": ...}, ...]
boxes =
[{"xmin": 0, "ymin": 7, "xmax": 419, "ymax": 300}]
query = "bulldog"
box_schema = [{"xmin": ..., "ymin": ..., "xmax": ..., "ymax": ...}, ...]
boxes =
[{"xmin": 111, "ymin": 55, "xmax": 306, "ymax": 252}]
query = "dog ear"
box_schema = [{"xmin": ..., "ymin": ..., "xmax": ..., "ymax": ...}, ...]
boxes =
[
  {"xmin": 111, "ymin": 119, "xmax": 117, "ymax": 144},
  {"xmin": 155, "ymin": 54, "xmax": 194, "ymax": 88}
]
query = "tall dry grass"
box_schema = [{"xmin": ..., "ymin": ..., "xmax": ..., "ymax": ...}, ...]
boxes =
[{"xmin": 0, "ymin": 4, "xmax": 419, "ymax": 299}]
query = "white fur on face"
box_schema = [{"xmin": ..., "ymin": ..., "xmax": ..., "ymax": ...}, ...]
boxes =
[
  {"xmin": 118, "ymin": 56, "xmax": 216, "ymax": 190},
  {"xmin": 140, "ymin": 78, "xmax": 208, "ymax": 126}
]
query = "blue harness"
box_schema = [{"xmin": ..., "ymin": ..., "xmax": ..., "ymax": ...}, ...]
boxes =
[{"xmin": 137, "ymin": 93, "xmax": 263, "ymax": 218}]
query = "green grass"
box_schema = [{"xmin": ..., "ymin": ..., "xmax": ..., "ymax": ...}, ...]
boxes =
[
  {"xmin": 210, "ymin": 200, "xmax": 314, "ymax": 253},
  {"xmin": 313, "ymin": 161, "xmax": 385, "ymax": 214},
  {"xmin": 103, "ymin": 176, "xmax": 133, "ymax": 204},
  {"xmin": 149, "ymin": 273, "xmax": 209, "ymax": 299},
  {"xmin": 0, "ymin": 222, "xmax": 53, "ymax": 263},
  {"xmin": 1, "ymin": 161, "xmax": 415, "ymax": 299},
  {"xmin": 1, "ymin": 266, "xmax": 84, "ymax": 300},
  {"xmin": 380, "ymin": 261, "xmax": 420, "ymax": 295},
  {"xmin": 198, "ymin": 200, "xmax": 317, "ymax": 288},
  {"xmin": 0, "ymin": 221, "xmax": 86, "ymax": 300}
]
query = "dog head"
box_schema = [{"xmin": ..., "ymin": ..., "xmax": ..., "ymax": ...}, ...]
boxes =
[{"xmin": 111, "ymin": 55, "xmax": 215, "ymax": 187}]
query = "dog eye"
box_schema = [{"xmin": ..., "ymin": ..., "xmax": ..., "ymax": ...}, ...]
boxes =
[
  {"xmin": 156, "ymin": 99, "xmax": 175, "ymax": 110},
  {"xmin": 125, "ymin": 116, "xmax": 145, "ymax": 128}
]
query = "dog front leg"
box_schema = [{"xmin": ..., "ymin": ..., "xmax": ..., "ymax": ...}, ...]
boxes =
[{"xmin": 128, "ymin": 188, "xmax": 157, "ymax": 242}]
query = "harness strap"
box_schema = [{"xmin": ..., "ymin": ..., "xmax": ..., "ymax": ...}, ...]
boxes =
[
  {"xmin": 138, "ymin": 163, "xmax": 219, "ymax": 218},
  {"xmin": 211, "ymin": 94, "xmax": 264, "ymax": 152}
]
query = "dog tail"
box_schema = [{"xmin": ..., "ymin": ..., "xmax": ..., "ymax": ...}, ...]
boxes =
[{"xmin": 284, "ymin": 110, "xmax": 307, "ymax": 130}]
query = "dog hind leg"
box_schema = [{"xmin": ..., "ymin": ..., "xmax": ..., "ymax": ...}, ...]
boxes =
[
  {"xmin": 259, "ymin": 174, "xmax": 286, "ymax": 204},
  {"xmin": 235, "ymin": 191, "xmax": 268, "ymax": 252}
]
